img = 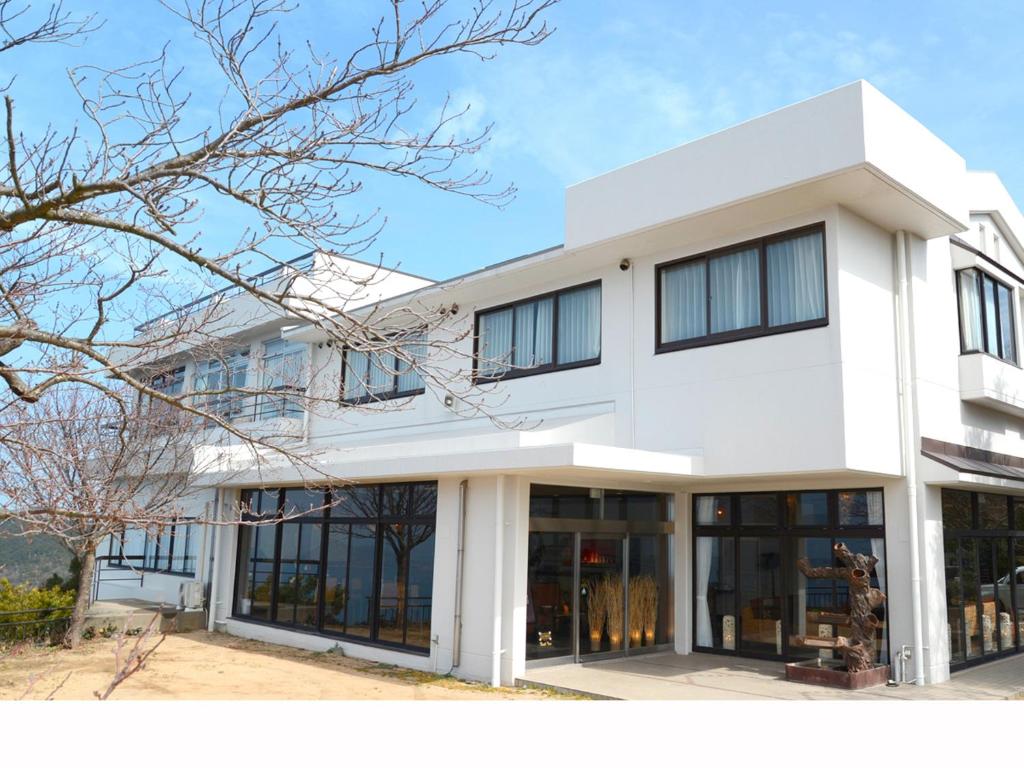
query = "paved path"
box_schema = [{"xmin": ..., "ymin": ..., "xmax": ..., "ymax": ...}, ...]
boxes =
[{"xmin": 519, "ymin": 651, "xmax": 1024, "ymax": 700}]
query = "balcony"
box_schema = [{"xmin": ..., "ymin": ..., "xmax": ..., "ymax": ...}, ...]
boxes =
[
  {"xmin": 133, "ymin": 252, "xmax": 316, "ymax": 335},
  {"xmin": 959, "ymin": 352, "xmax": 1024, "ymax": 417}
]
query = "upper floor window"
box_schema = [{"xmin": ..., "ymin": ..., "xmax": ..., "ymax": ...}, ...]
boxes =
[
  {"xmin": 195, "ymin": 349, "xmax": 250, "ymax": 421},
  {"xmin": 475, "ymin": 281, "xmax": 602, "ymax": 380},
  {"xmin": 342, "ymin": 333, "xmax": 426, "ymax": 404},
  {"xmin": 656, "ymin": 223, "xmax": 826, "ymax": 352},
  {"xmin": 257, "ymin": 338, "xmax": 307, "ymax": 420},
  {"xmin": 151, "ymin": 367, "xmax": 185, "ymax": 396},
  {"xmin": 958, "ymin": 268, "xmax": 1018, "ymax": 364},
  {"xmin": 110, "ymin": 519, "xmax": 198, "ymax": 577}
]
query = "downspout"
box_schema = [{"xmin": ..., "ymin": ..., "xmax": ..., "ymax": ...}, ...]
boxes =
[
  {"xmin": 895, "ymin": 229, "xmax": 926, "ymax": 685},
  {"xmin": 629, "ymin": 260, "xmax": 637, "ymax": 448},
  {"xmin": 491, "ymin": 476, "xmax": 505, "ymax": 687},
  {"xmin": 452, "ymin": 479, "xmax": 468, "ymax": 669},
  {"xmin": 206, "ymin": 488, "xmax": 222, "ymax": 633}
]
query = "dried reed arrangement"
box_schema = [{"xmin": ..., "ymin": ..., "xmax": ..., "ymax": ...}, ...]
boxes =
[
  {"xmin": 586, "ymin": 578, "xmax": 608, "ymax": 652},
  {"xmin": 639, "ymin": 576, "xmax": 658, "ymax": 644},
  {"xmin": 603, "ymin": 574, "xmax": 624, "ymax": 650},
  {"xmin": 628, "ymin": 576, "xmax": 645, "ymax": 647}
]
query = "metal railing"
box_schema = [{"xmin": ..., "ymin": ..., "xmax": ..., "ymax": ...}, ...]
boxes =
[
  {"xmin": 134, "ymin": 252, "xmax": 316, "ymax": 334},
  {"xmin": 0, "ymin": 607, "xmax": 73, "ymax": 646},
  {"xmin": 91, "ymin": 554, "xmax": 145, "ymax": 604}
]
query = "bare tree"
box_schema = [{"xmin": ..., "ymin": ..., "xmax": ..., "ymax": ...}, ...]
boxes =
[
  {"xmin": 0, "ymin": 0, "xmax": 557, "ymax": 453},
  {"xmin": 0, "ymin": 382, "xmax": 216, "ymax": 646}
]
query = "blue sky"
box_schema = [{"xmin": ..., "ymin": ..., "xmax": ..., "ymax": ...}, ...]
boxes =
[{"xmin": 4, "ymin": 0, "xmax": 1023, "ymax": 285}]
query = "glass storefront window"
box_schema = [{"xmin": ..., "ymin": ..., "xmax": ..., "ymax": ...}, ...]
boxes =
[
  {"xmin": 231, "ymin": 483, "xmax": 437, "ymax": 653},
  {"xmin": 942, "ymin": 490, "xmax": 973, "ymax": 530},
  {"xmin": 696, "ymin": 496, "xmax": 731, "ymax": 526},
  {"xmin": 740, "ymin": 494, "xmax": 779, "ymax": 526},
  {"xmin": 837, "ymin": 490, "xmax": 884, "ymax": 526},
  {"xmin": 787, "ymin": 492, "xmax": 828, "ymax": 527},
  {"xmin": 978, "ymin": 494, "xmax": 1009, "ymax": 529}
]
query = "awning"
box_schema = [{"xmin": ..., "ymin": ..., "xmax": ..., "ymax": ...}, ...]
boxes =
[{"xmin": 921, "ymin": 437, "xmax": 1024, "ymax": 482}]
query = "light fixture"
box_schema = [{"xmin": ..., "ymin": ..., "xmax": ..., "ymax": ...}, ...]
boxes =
[{"xmin": 443, "ymin": 394, "xmax": 455, "ymax": 408}]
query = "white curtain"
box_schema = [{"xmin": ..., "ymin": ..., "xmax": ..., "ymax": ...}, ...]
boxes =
[
  {"xmin": 958, "ymin": 270, "xmax": 984, "ymax": 352},
  {"xmin": 557, "ymin": 284, "xmax": 601, "ymax": 364},
  {"xmin": 344, "ymin": 350, "xmax": 369, "ymax": 399},
  {"xmin": 479, "ymin": 308, "xmax": 513, "ymax": 376},
  {"xmin": 661, "ymin": 260, "xmax": 706, "ymax": 342},
  {"xmin": 767, "ymin": 232, "xmax": 825, "ymax": 326},
  {"xmin": 983, "ymin": 275, "xmax": 999, "ymax": 355},
  {"xmin": 871, "ymin": 537, "xmax": 889, "ymax": 664},
  {"xmin": 695, "ymin": 497, "xmax": 715, "ymax": 648},
  {"xmin": 710, "ymin": 247, "xmax": 760, "ymax": 333},
  {"xmin": 513, "ymin": 298, "xmax": 553, "ymax": 368},
  {"xmin": 396, "ymin": 334, "xmax": 426, "ymax": 394},
  {"xmin": 866, "ymin": 491, "xmax": 884, "ymax": 525}
]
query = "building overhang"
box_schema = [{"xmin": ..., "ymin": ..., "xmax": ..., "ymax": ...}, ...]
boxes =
[
  {"xmin": 565, "ymin": 80, "xmax": 969, "ymax": 256},
  {"xmin": 921, "ymin": 437, "xmax": 1024, "ymax": 492}
]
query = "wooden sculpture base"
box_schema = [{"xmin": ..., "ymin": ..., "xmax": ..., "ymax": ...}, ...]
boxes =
[{"xmin": 786, "ymin": 659, "xmax": 891, "ymax": 690}]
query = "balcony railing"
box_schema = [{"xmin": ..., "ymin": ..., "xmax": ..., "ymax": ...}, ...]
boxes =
[{"xmin": 134, "ymin": 252, "xmax": 316, "ymax": 334}]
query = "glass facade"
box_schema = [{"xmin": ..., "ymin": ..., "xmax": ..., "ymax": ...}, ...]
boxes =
[
  {"xmin": 109, "ymin": 520, "xmax": 198, "ymax": 577},
  {"xmin": 942, "ymin": 489, "xmax": 1024, "ymax": 668},
  {"xmin": 526, "ymin": 485, "xmax": 674, "ymax": 663},
  {"xmin": 233, "ymin": 483, "xmax": 437, "ymax": 653},
  {"xmin": 694, "ymin": 489, "xmax": 887, "ymax": 663}
]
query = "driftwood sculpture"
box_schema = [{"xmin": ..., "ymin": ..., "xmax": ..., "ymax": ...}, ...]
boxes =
[{"xmin": 791, "ymin": 542, "xmax": 886, "ymax": 673}]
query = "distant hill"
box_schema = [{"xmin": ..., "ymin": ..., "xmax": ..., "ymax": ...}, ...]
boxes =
[{"xmin": 0, "ymin": 528, "xmax": 73, "ymax": 588}]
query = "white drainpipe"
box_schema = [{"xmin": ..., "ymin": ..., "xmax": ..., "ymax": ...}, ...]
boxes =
[
  {"xmin": 452, "ymin": 479, "xmax": 468, "ymax": 669},
  {"xmin": 895, "ymin": 229, "xmax": 926, "ymax": 685},
  {"xmin": 206, "ymin": 489, "xmax": 223, "ymax": 633},
  {"xmin": 491, "ymin": 477, "xmax": 505, "ymax": 687}
]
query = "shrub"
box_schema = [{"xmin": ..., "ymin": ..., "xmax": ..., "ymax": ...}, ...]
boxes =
[{"xmin": 0, "ymin": 578, "xmax": 76, "ymax": 645}]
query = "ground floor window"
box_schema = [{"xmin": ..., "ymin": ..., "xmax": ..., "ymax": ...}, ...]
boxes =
[
  {"xmin": 526, "ymin": 485, "xmax": 674, "ymax": 662},
  {"xmin": 109, "ymin": 520, "xmax": 198, "ymax": 577},
  {"xmin": 693, "ymin": 489, "xmax": 887, "ymax": 663},
  {"xmin": 232, "ymin": 483, "xmax": 437, "ymax": 653},
  {"xmin": 942, "ymin": 489, "xmax": 1024, "ymax": 668}
]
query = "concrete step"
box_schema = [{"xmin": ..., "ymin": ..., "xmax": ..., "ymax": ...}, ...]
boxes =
[{"xmin": 85, "ymin": 600, "xmax": 205, "ymax": 634}]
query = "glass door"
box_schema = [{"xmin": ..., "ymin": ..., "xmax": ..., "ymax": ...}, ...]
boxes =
[
  {"xmin": 578, "ymin": 535, "xmax": 625, "ymax": 657},
  {"xmin": 526, "ymin": 532, "xmax": 575, "ymax": 660}
]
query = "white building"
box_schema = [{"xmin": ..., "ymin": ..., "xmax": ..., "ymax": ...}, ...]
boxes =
[{"xmin": 96, "ymin": 80, "xmax": 1024, "ymax": 687}]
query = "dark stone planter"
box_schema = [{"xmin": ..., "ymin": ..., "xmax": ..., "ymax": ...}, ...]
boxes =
[{"xmin": 785, "ymin": 659, "xmax": 891, "ymax": 690}]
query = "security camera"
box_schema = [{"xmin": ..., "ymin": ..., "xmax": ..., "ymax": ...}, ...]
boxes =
[{"xmin": 619, "ymin": 259, "xmax": 631, "ymax": 271}]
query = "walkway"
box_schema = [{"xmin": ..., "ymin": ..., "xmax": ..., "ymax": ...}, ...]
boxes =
[{"xmin": 519, "ymin": 651, "xmax": 1024, "ymax": 700}]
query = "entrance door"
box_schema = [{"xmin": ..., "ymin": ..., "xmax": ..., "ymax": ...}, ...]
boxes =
[
  {"xmin": 578, "ymin": 535, "xmax": 626, "ymax": 657},
  {"xmin": 526, "ymin": 533, "xmax": 575, "ymax": 660}
]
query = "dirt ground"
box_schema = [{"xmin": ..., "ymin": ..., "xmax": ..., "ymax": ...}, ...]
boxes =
[{"xmin": 0, "ymin": 631, "xmax": 573, "ymax": 700}]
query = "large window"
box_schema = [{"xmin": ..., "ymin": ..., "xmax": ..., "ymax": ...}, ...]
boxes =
[
  {"xmin": 195, "ymin": 349, "xmax": 250, "ymax": 421},
  {"xmin": 342, "ymin": 334, "xmax": 426, "ymax": 404},
  {"xmin": 942, "ymin": 489, "xmax": 1024, "ymax": 668},
  {"xmin": 475, "ymin": 281, "xmax": 601, "ymax": 380},
  {"xmin": 657, "ymin": 224, "xmax": 826, "ymax": 352},
  {"xmin": 233, "ymin": 483, "xmax": 437, "ymax": 653},
  {"xmin": 256, "ymin": 338, "xmax": 307, "ymax": 419},
  {"xmin": 693, "ymin": 488, "xmax": 886, "ymax": 662},
  {"xmin": 110, "ymin": 520, "xmax": 198, "ymax": 577},
  {"xmin": 957, "ymin": 268, "xmax": 1018, "ymax": 364},
  {"xmin": 150, "ymin": 367, "xmax": 185, "ymax": 396}
]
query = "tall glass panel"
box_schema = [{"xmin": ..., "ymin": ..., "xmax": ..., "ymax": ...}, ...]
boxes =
[
  {"xmin": 377, "ymin": 523, "xmax": 408, "ymax": 644},
  {"xmin": 1015, "ymin": 539, "xmax": 1024, "ymax": 648},
  {"xmin": 323, "ymin": 524, "xmax": 350, "ymax": 634},
  {"xmin": 405, "ymin": 525, "xmax": 435, "ymax": 650},
  {"xmin": 788, "ymin": 537, "xmax": 834, "ymax": 661},
  {"xmin": 275, "ymin": 524, "xmax": 300, "ymax": 624},
  {"xmin": 978, "ymin": 539, "xmax": 999, "ymax": 654},
  {"xmin": 962, "ymin": 539, "xmax": 982, "ymax": 659},
  {"xmin": 998, "ymin": 283, "xmax": 1017, "ymax": 363},
  {"xmin": 478, "ymin": 307, "xmax": 513, "ymax": 376},
  {"xmin": 628, "ymin": 535, "xmax": 672, "ymax": 647},
  {"xmin": 738, "ymin": 537, "xmax": 782, "ymax": 655},
  {"xmin": 345, "ymin": 524, "xmax": 377, "ymax": 638},
  {"xmin": 942, "ymin": 489, "xmax": 973, "ymax": 530},
  {"xmin": 696, "ymin": 536, "xmax": 735, "ymax": 650},
  {"xmin": 945, "ymin": 538, "xmax": 965, "ymax": 665},
  {"xmin": 983, "ymin": 275, "xmax": 999, "ymax": 356},
  {"xmin": 787, "ymin": 492, "xmax": 828, "ymax": 527},
  {"xmin": 958, "ymin": 269, "xmax": 983, "ymax": 352},
  {"xmin": 579, "ymin": 536, "xmax": 624, "ymax": 655},
  {"xmin": 740, "ymin": 494, "xmax": 778, "ymax": 526},
  {"xmin": 513, "ymin": 297, "xmax": 554, "ymax": 368},
  {"xmin": 993, "ymin": 538, "xmax": 1016, "ymax": 651},
  {"xmin": 526, "ymin": 533, "xmax": 574, "ymax": 660},
  {"xmin": 294, "ymin": 524, "xmax": 321, "ymax": 627},
  {"xmin": 234, "ymin": 523, "xmax": 277, "ymax": 621},
  {"xmin": 978, "ymin": 494, "xmax": 1008, "ymax": 529}
]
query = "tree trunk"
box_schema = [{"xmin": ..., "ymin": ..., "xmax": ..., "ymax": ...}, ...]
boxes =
[{"xmin": 64, "ymin": 546, "xmax": 96, "ymax": 649}]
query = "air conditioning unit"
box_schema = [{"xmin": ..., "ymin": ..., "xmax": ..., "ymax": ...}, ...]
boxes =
[{"xmin": 180, "ymin": 581, "xmax": 204, "ymax": 610}]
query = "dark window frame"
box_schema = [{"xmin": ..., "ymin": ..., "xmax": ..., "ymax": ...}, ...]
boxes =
[
  {"xmin": 941, "ymin": 488, "xmax": 1024, "ymax": 671},
  {"xmin": 472, "ymin": 279, "xmax": 602, "ymax": 383},
  {"xmin": 109, "ymin": 518, "xmax": 198, "ymax": 578},
  {"xmin": 955, "ymin": 266, "xmax": 1019, "ymax": 366},
  {"xmin": 691, "ymin": 487, "xmax": 887, "ymax": 663},
  {"xmin": 231, "ymin": 482, "xmax": 437, "ymax": 655},
  {"xmin": 340, "ymin": 334, "xmax": 427, "ymax": 406},
  {"xmin": 655, "ymin": 222, "xmax": 828, "ymax": 354}
]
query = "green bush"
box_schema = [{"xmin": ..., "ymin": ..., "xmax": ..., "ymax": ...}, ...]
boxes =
[{"xmin": 0, "ymin": 577, "xmax": 76, "ymax": 645}]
